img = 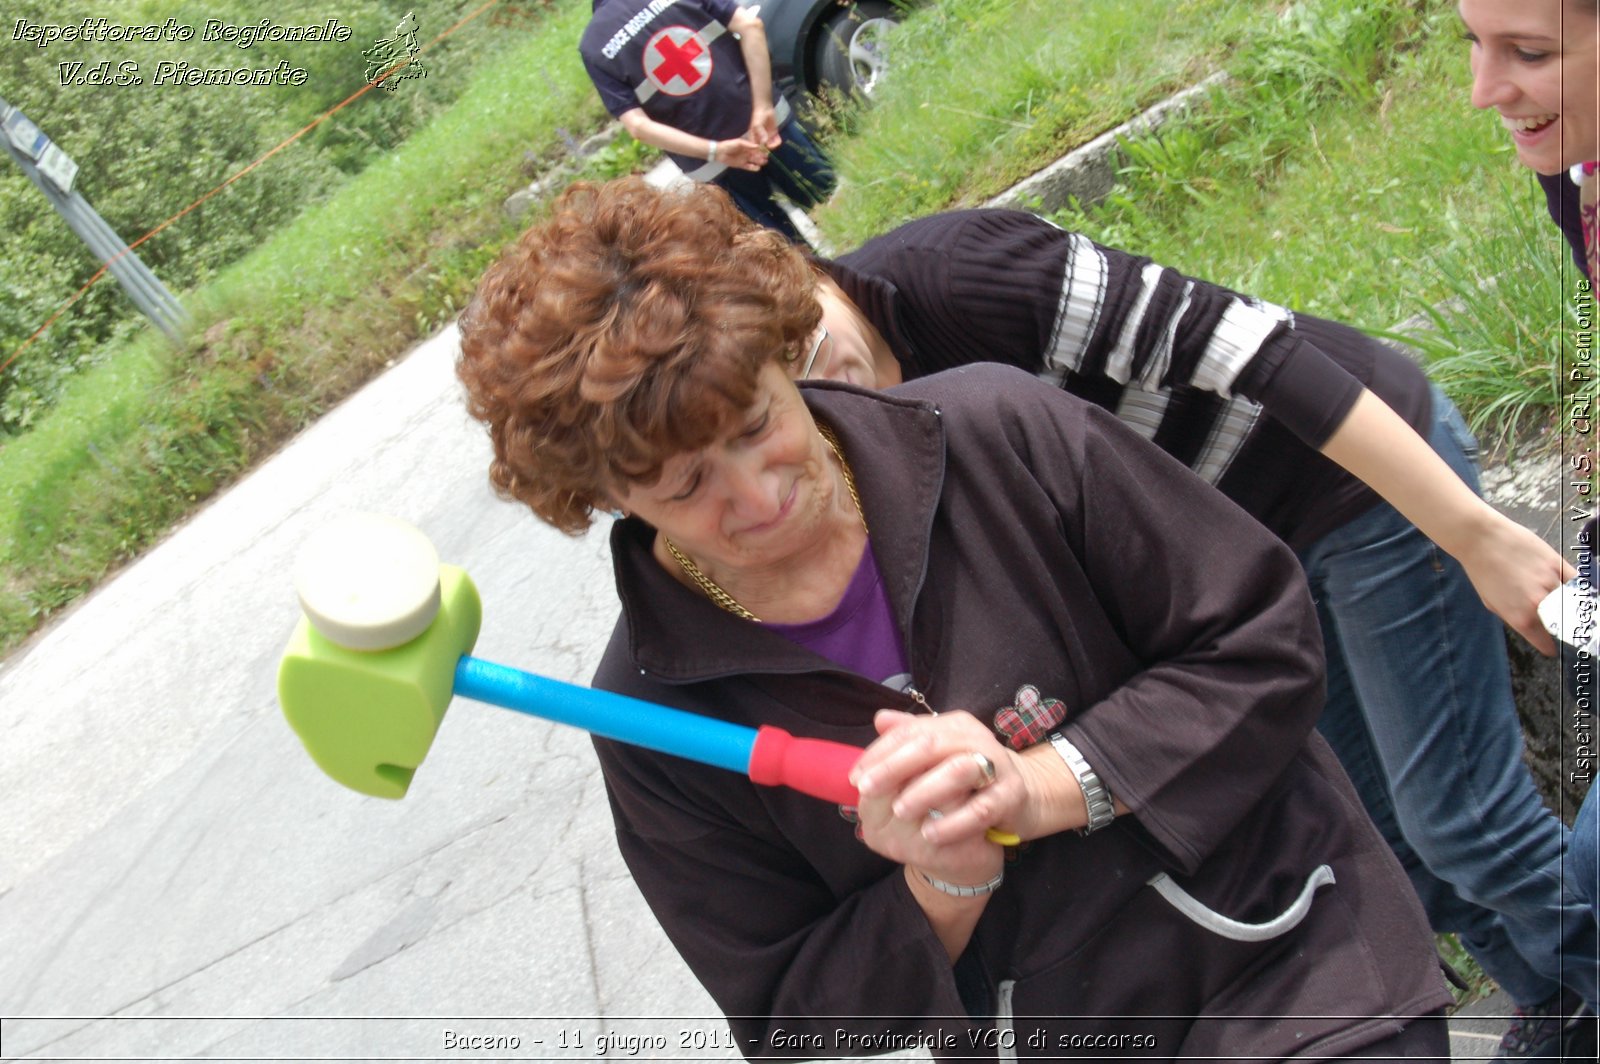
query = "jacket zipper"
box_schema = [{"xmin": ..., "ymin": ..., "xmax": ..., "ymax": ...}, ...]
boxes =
[{"xmin": 996, "ymin": 979, "xmax": 1017, "ymax": 1062}]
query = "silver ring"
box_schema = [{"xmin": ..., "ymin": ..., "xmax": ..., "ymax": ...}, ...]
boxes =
[{"xmin": 970, "ymin": 751, "xmax": 997, "ymax": 789}]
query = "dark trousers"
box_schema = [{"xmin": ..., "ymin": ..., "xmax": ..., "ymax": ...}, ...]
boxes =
[{"xmin": 713, "ymin": 118, "xmax": 835, "ymax": 246}]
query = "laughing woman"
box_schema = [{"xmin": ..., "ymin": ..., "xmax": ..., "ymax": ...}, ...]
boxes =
[
  {"xmin": 456, "ymin": 181, "xmax": 1453, "ymax": 1060},
  {"xmin": 1462, "ymin": 0, "xmax": 1600, "ymax": 278}
]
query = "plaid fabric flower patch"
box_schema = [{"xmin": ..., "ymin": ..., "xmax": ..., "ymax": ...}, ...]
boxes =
[{"xmin": 993, "ymin": 684, "xmax": 1066, "ymax": 750}]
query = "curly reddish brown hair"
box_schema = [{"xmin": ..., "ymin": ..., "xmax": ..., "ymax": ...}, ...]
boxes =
[{"xmin": 457, "ymin": 178, "xmax": 821, "ymax": 533}]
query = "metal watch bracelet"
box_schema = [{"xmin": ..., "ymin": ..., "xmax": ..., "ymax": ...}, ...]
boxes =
[
  {"xmin": 1049, "ymin": 731, "xmax": 1116, "ymax": 835},
  {"xmin": 917, "ymin": 868, "xmax": 1004, "ymax": 898}
]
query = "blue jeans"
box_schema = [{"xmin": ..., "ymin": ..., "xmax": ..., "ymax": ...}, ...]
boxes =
[
  {"xmin": 1570, "ymin": 759, "xmax": 1599, "ymax": 1012},
  {"xmin": 1301, "ymin": 388, "xmax": 1598, "ymax": 1008},
  {"xmin": 1574, "ymin": 786, "xmax": 1598, "ymax": 914},
  {"xmin": 1568, "ymin": 520, "xmax": 1597, "ymax": 931},
  {"xmin": 713, "ymin": 118, "xmax": 835, "ymax": 246}
]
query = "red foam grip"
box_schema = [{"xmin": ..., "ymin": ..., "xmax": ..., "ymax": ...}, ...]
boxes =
[{"xmin": 747, "ymin": 726, "xmax": 863, "ymax": 806}]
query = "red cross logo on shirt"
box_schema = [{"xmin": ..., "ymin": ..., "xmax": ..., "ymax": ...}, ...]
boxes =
[{"xmin": 644, "ymin": 26, "xmax": 713, "ymax": 97}]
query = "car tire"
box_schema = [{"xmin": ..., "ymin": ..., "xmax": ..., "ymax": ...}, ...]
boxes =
[{"xmin": 813, "ymin": 1, "xmax": 900, "ymax": 100}]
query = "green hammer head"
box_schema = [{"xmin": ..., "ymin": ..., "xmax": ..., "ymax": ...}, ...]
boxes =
[{"xmin": 277, "ymin": 515, "xmax": 482, "ymax": 799}]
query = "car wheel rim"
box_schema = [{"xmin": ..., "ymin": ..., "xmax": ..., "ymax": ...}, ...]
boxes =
[{"xmin": 846, "ymin": 18, "xmax": 893, "ymax": 96}]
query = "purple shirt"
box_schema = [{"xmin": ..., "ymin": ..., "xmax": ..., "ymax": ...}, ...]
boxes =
[{"xmin": 763, "ymin": 542, "xmax": 911, "ymax": 690}]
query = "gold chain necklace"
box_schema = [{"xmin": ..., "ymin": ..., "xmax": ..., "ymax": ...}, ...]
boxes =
[{"xmin": 664, "ymin": 423, "xmax": 866, "ymax": 623}]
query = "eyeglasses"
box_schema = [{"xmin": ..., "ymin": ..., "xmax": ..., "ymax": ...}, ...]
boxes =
[{"xmin": 797, "ymin": 324, "xmax": 832, "ymax": 380}]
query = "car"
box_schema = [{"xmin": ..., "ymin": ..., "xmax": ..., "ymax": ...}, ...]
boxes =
[{"xmin": 759, "ymin": 0, "xmax": 906, "ymax": 103}]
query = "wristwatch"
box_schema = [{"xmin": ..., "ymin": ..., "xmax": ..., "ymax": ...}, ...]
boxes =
[{"xmin": 1049, "ymin": 732, "xmax": 1116, "ymax": 835}]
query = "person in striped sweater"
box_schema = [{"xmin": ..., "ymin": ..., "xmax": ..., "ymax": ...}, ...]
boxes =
[{"xmin": 803, "ymin": 201, "xmax": 1596, "ymax": 1040}]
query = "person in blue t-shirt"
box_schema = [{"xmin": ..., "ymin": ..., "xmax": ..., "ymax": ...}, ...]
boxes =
[{"xmin": 580, "ymin": 0, "xmax": 835, "ymax": 244}]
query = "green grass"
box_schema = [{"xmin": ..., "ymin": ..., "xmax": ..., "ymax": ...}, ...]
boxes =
[
  {"xmin": 0, "ymin": 0, "xmax": 603, "ymax": 649},
  {"xmin": 1382, "ymin": 174, "xmax": 1582, "ymax": 456},
  {"xmin": 1048, "ymin": 0, "xmax": 1452, "ymax": 321},
  {"xmin": 1042, "ymin": 0, "xmax": 1591, "ymax": 451},
  {"xmin": 1438, "ymin": 931, "xmax": 1496, "ymax": 1008},
  {"xmin": 812, "ymin": 0, "xmax": 1269, "ymax": 246}
]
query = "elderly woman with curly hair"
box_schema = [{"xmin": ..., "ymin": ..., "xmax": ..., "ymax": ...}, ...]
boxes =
[{"xmin": 456, "ymin": 178, "xmax": 1452, "ymax": 1060}]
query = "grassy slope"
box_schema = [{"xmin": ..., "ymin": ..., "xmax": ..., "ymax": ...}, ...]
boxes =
[
  {"xmin": 1043, "ymin": 0, "xmax": 1582, "ymax": 452},
  {"xmin": 812, "ymin": 0, "xmax": 1269, "ymax": 245},
  {"xmin": 1056, "ymin": 26, "xmax": 1511, "ymax": 323},
  {"xmin": 0, "ymin": 0, "xmax": 601, "ymax": 645}
]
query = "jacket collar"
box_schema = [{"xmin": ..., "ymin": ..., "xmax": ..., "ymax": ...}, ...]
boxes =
[{"xmin": 608, "ymin": 382, "xmax": 945, "ymax": 683}]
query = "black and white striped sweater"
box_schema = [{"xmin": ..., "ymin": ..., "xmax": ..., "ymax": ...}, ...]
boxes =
[{"xmin": 826, "ymin": 208, "xmax": 1433, "ymax": 550}]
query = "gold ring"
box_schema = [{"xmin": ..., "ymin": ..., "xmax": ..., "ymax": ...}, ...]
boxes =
[{"xmin": 971, "ymin": 751, "xmax": 997, "ymax": 789}]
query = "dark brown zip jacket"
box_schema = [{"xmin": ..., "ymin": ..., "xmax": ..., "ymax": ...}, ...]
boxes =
[{"xmin": 591, "ymin": 365, "xmax": 1452, "ymax": 1061}]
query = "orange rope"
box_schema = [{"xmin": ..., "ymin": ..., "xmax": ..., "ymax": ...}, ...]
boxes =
[{"xmin": 1, "ymin": 0, "xmax": 503, "ymax": 379}]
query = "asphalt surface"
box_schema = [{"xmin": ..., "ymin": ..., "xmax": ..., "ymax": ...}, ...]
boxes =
[{"xmin": 0, "ymin": 323, "xmax": 748, "ymax": 1060}]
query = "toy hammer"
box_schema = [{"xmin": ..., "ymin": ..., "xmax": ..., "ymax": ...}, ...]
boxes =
[
  {"xmin": 278, "ymin": 515, "xmax": 1021, "ymax": 844},
  {"xmin": 278, "ymin": 514, "xmax": 873, "ymax": 806}
]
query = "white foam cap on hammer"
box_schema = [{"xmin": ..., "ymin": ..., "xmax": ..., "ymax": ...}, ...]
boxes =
[{"xmin": 294, "ymin": 513, "xmax": 443, "ymax": 651}]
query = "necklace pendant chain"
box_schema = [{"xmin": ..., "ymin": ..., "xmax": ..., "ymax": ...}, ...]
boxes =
[
  {"xmin": 664, "ymin": 538, "xmax": 761, "ymax": 621},
  {"xmin": 665, "ymin": 422, "xmax": 866, "ymax": 623},
  {"xmin": 818, "ymin": 423, "xmax": 866, "ymax": 531}
]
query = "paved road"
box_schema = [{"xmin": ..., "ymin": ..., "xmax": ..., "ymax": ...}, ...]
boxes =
[{"xmin": 0, "ymin": 324, "xmax": 750, "ymax": 1060}]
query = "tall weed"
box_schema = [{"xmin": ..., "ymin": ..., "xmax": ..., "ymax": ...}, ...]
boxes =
[
  {"xmin": 1056, "ymin": 0, "xmax": 1424, "ymax": 246},
  {"xmin": 1387, "ymin": 174, "xmax": 1585, "ymax": 456},
  {"xmin": 1045, "ymin": 0, "xmax": 1576, "ymax": 453},
  {"xmin": 814, "ymin": 0, "xmax": 1262, "ymax": 245}
]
